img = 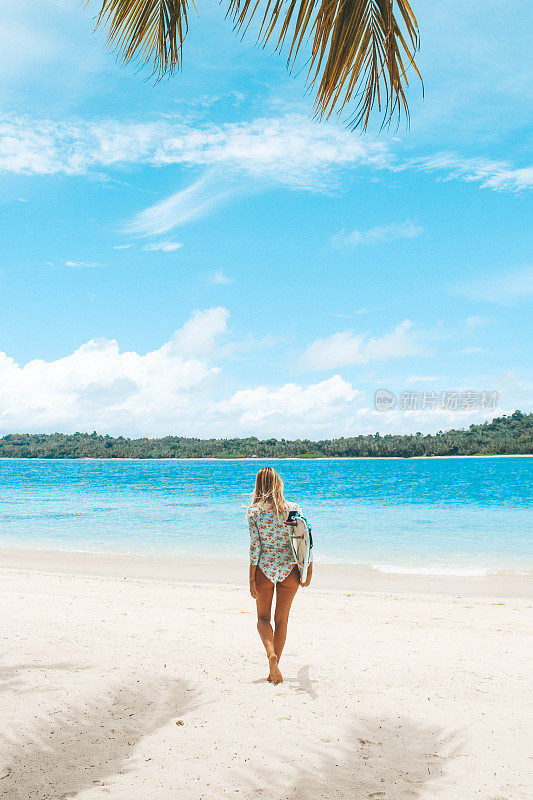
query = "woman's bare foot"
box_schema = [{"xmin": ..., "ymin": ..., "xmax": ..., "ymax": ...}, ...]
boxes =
[{"xmin": 268, "ymin": 654, "xmax": 283, "ymax": 684}]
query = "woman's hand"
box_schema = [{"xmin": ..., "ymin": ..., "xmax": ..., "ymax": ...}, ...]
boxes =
[
  {"xmin": 300, "ymin": 565, "xmax": 313, "ymax": 588},
  {"xmin": 249, "ymin": 565, "xmax": 258, "ymax": 598}
]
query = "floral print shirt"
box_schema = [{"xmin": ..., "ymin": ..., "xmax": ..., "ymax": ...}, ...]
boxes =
[{"xmin": 248, "ymin": 501, "xmax": 304, "ymax": 584}]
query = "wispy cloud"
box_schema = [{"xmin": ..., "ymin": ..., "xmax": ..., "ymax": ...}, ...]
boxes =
[
  {"xmin": 404, "ymin": 375, "xmax": 438, "ymax": 384},
  {"xmin": 207, "ymin": 270, "xmax": 233, "ymax": 285},
  {"xmin": 301, "ymin": 320, "xmax": 426, "ymax": 371},
  {"xmin": 330, "ymin": 309, "xmax": 372, "ymax": 319},
  {"xmin": 64, "ymin": 260, "xmax": 100, "ymax": 268},
  {"xmin": 113, "ymin": 244, "xmax": 131, "ymax": 250},
  {"xmin": 402, "ymin": 152, "xmax": 533, "ymax": 192},
  {"xmin": 333, "ymin": 220, "xmax": 423, "ymax": 249},
  {"xmin": 127, "ymin": 171, "xmax": 238, "ymax": 236},
  {"xmin": 0, "ymin": 114, "xmax": 389, "ymax": 186},
  {"xmin": 3, "ymin": 112, "xmax": 532, "ymax": 195},
  {"xmin": 465, "ymin": 315, "xmax": 491, "ymax": 330},
  {"xmin": 143, "ymin": 241, "xmax": 183, "ymax": 253},
  {"xmin": 455, "ymin": 265, "xmax": 533, "ymax": 305},
  {"xmin": 218, "ymin": 333, "xmax": 282, "ymax": 359},
  {"xmin": 2, "ymin": 113, "xmax": 532, "ymax": 244}
]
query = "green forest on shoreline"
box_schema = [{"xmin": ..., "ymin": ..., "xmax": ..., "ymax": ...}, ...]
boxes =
[{"xmin": 0, "ymin": 412, "xmax": 531, "ymax": 459}]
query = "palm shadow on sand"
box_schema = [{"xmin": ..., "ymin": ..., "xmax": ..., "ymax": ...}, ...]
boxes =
[
  {"xmin": 0, "ymin": 672, "xmax": 196, "ymax": 800},
  {"xmin": 0, "ymin": 662, "xmax": 92, "ymax": 695},
  {"xmin": 223, "ymin": 716, "xmax": 461, "ymax": 800}
]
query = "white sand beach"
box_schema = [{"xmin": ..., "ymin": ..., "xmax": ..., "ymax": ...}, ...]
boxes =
[{"xmin": 0, "ymin": 556, "xmax": 531, "ymax": 800}]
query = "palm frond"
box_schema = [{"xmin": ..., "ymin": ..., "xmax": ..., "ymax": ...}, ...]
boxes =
[
  {"xmin": 91, "ymin": 0, "xmax": 194, "ymax": 76},
  {"xmin": 90, "ymin": 0, "xmax": 421, "ymax": 130},
  {"xmin": 227, "ymin": 0, "xmax": 421, "ymax": 129}
]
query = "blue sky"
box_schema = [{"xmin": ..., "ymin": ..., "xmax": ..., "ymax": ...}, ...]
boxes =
[{"xmin": 0, "ymin": 0, "xmax": 531, "ymax": 437}]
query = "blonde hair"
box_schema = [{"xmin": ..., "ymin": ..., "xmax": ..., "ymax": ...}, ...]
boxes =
[{"xmin": 248, "ymin": 467, "xmax": 288, "ymax": 519}]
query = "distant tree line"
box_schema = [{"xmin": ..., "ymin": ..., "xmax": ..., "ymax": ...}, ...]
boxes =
[{"xmin": 0, "ymin": 412, "xmax": 530, "ymax": 459}]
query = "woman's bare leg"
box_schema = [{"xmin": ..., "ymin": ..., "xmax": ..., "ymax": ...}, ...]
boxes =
[
  {"xmin": 254, "ymin": 569, "xmax": 282, "ymax": 683},
  {"xmin": 274, "ymin": 567, "xmax": 300, "ymax": 663}
]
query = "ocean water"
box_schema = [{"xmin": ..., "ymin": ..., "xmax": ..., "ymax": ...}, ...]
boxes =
[{"xmin": 0, "ymin": 458, "xmax": 531, "ymax": 576}]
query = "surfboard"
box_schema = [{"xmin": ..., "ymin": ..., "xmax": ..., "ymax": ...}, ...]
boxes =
[{"xmin": 286, "ymin": 510, "xmax": 313, "ymax": 583}]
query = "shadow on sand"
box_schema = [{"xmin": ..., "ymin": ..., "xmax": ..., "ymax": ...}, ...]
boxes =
[
  {"xmin": 285, "ymin": 665, "xmax": 318, "ymax": 699},
  {"xmin": 0, "ymin": 662, "xmax": 92, "ymax": 695},
  {"xmin": 225, "ymin": 715, "xmax": 461, "ymax": 800},
  {"xmin": 0, "ymin": 672, "xmax": 195, "ymax": 800},
  {"xmin": 290, "ymin": 716, "xmax": 460, "ymax": 800}
]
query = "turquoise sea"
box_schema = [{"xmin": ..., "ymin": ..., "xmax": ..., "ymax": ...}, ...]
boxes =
[{"xmin": 0, "ymin": 458, "xmax": 531, "ymax": 575}]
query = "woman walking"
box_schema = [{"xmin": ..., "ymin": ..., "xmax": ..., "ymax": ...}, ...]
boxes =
[{"xmin": 247, "ymin": 467, "xmax": 312, "ymax": 684}]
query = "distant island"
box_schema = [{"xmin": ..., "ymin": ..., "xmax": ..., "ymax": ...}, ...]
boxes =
[{"xmin": 0, "ymin": 412, "xmax": 531, "ymax": 459}]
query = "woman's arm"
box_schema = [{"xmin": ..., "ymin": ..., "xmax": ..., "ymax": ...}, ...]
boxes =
[
  {"xmin": 249, "ymin": 562, "xmax": 258, "ymax": 598},
  {"xmin": 248, "ymin": 511, "xmax": 260, "ymax": 598}
]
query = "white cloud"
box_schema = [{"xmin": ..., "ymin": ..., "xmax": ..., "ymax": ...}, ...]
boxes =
[
  {"xmin": 225, "ymin": 375, "xmax": 359, "ymax": 427},
  {"xmin": 0, "ymin": 307, "xmax": 360, "ymax": 437},
  {"xmin": 64, "ymin": 260, "xmax": 100, "ymax": 268},
  {"xmin": 403, "ymin": 152, "xmax": 533, "ymax": 192},
  {"xmin": 127, "ymin": 171, "xmax": 239, "ymax": 236},
  {"xmin": 207, "ymin": 270, "xmax": 233, "ymax": 285},
  {"xmin": 493, "ymin": 369, "xmax": 533, "ymax": 412},
  {"xmin": 2, "ymin": 112, "xmax": 532, "ymax": 198},
  {"xmin": 169, "ymin": 307, "xmax": 229, "ymax": 357},
  {"xmin": 333, "ymin": 220, "xmax": 423, "ymax": 248},
  {"xmin": 465, "ymin": 315, "xmax": 491, "ymax": 330},
  {"xmin": 143, "ymin": 241, "xmax": 183, "ymax": 253},
  {"xmin": 301, "ymin": 320, "xmax": 425, "ymax": 370},
  {"xmin": 217, "ymin": 333, "xmax": 282, "ymax": 359},
  {"xmin": 404, "ymin": 375, "xmax": 438, "ymax": 384},
  {"xmin": 0, "ymin": 307, "xmax": 244, "ymax": 437},
  {"xmin": 455, "ymin": 265, "xmax": 533, "ymax": 305},
  {"xmin": 148, "ymin": 115, "xmax": 390, "ymax": 189},
  {"xmin": 0, "ymin": 331, "xmax": 219, "ymax": 438},
  {"xmin": 0, "ymin": 307, "xmax": 525, "ymax": 438},
  {"xmin": 113, "ymin": 244, "xmax": 131, "ymax": 250},
  {"xmin": 0, "ymin": 114, "xmax": 389, "ymax": 186},
  {"xmin": 364, "ymin": 366, "xmax": 533, "ymax": 434},
  {"xmin": 354, "ymin": 404, "xmax": 509, "ymax": 436}
]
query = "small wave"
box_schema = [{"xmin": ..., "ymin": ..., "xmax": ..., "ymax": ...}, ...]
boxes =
[{"xmin": 371, "ymin": 563, "xmax": 531, "ymax": 577}]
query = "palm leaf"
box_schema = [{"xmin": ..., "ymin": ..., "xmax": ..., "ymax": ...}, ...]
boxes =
[
  {"xmin": 91, "ymin": 0, "xmax": 194, "ymax": 76},
  {"xmin": 90, "ymin": 0, "xmax": 421, "ymax": 129},
  {"xmin": 227, "ymin": 0, "xmax": 422, "ymax": 129}
]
